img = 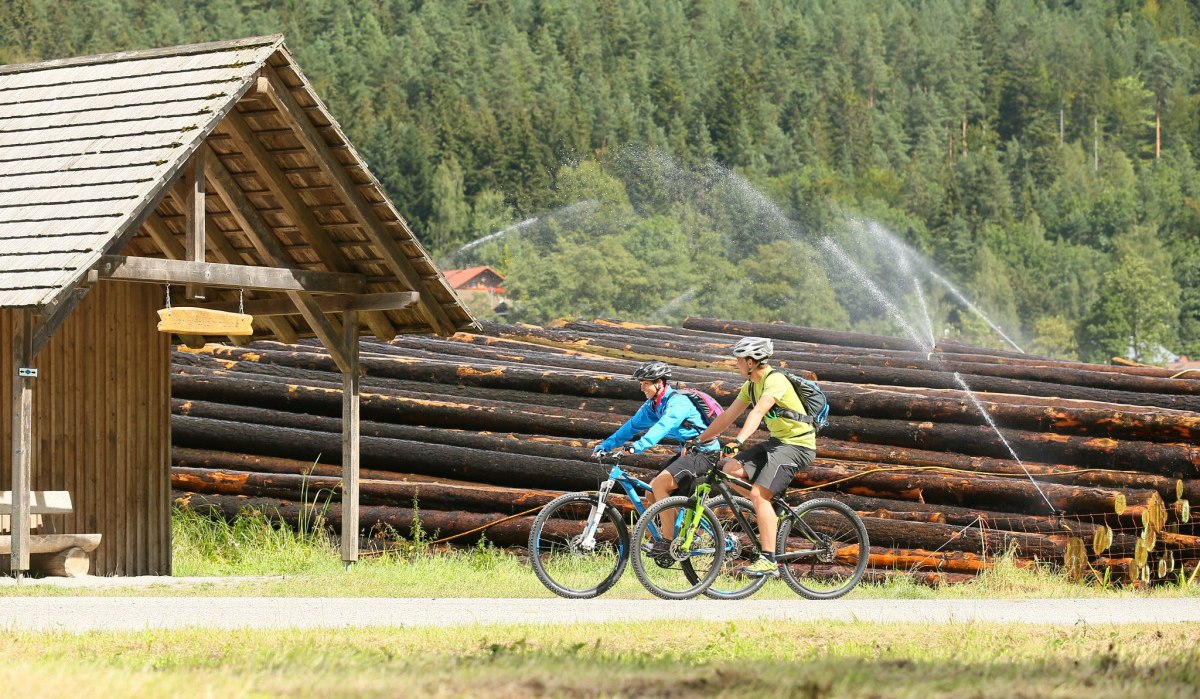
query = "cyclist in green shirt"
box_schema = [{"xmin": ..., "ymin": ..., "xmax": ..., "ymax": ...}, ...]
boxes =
[{"xmin": 695, "ymin": 336, "xmax": 816, "ymax": 577}]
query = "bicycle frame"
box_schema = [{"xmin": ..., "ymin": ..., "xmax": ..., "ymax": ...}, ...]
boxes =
[
  {"xmin": 577, "ymin": 458, "xmax": 662, "ymax": 549},
  {"xmin": 679, "ymin": 452, "xmax": 838, "ymax": 565}
]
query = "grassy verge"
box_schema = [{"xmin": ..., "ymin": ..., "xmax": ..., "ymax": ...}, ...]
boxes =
[
  {"xmin": 1, "ymin": 620, "xmax": 1198, "ymax": 698},
  {"xmin": 4, "ymin": 506, "xmax": 1199, "ymax": 599}
]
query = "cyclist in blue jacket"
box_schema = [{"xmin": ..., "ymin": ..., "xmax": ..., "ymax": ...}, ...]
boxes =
[{"xmin": 593, "ymin": 361, "xmax": 720, "ymax": 546}]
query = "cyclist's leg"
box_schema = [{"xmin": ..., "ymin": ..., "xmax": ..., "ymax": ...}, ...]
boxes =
[
  {"xmin": 751, "ymin": 443, "xmax": 812, "ymax": 551},
  {"xmin": 656, "ymin": 452, "xmax": 708, "ymax": 538},
  {"xmin": 649, "ymin": 470, "xmax": 678, "ymax": 537},
  {"xmin": 749, "ymin": 483, "xmax": 777, "ymax": 549},
  {"xmin": 729, "ymin": 443, "xmax": 774, "ymax": 571},
  {"xmin": 720, "ymin": 458, "xmax": 752, "ymax": 497}
]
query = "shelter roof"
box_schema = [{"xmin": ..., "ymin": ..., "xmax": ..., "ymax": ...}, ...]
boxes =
[{"xmin": 0, "ymin": 35, "xmax": 476, "ymax": 338}]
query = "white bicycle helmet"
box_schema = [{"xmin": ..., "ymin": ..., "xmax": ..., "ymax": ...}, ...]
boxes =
[{"xmin": 731, "ymin": 336, "xmax": 773, "ymax": 361}]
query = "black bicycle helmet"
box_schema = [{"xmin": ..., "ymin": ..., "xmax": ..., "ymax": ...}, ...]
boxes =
[
  {"xmin": 731, "ymin": 336, "xmax": 773, "ymax": 361},
  {"xmin": 632, "ymin": 360, "xmax": 672, "ymax": 381}
]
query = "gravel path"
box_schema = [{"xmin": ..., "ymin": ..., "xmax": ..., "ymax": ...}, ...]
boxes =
[{"xmin": 2, "ymin": 596, "xmax": 1198, "ymax": 631}]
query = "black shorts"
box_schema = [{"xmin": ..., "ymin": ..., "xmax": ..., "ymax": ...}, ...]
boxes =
[
  {"xmin": 734, "ymin": 439, "xmax": 814, "ymax": 496},
  {"xmin": 662, "ymin": 450, "xmax": 718, "ymax": 495}
]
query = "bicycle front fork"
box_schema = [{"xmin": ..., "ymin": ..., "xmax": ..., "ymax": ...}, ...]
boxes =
[{"xmin": 580, "ymin": 478, "xmax": 616, "ymax": 550}]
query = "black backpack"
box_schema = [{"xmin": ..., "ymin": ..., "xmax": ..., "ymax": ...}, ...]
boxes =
[{"xmin": 748, "ymin": 369, "xmax": 830, "ymax": 433}]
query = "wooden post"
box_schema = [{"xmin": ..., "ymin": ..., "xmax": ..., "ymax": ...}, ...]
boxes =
[
  {"xmin": 185, "ymin": 149, "xmax": 207, "ymax": 300},
  {"xmin": 340, "ymin": 310, "xmax": 361, "ymax": 566},
  {"xmin": 9, "ymin": 310, "xmax": 33, "ymax": 575}
]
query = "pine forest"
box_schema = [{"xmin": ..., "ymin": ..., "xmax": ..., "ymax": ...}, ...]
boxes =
[{"xmin": 4, "ymin": 0, "xmax": 1200, "ymax": 362}]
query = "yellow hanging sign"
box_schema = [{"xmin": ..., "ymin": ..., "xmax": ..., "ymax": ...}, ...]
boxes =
[{"xmin": 157, "ymin": 307, "xmax": 254, "ymax": 336}]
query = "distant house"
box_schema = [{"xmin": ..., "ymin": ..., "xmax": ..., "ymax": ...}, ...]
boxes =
[
  {"xmin": 444, "ymin": 266, "xmax": 508, "ymax": 316},
  {"xmin": 445, "ymin": 266, "xmax": 506, "ymax": 294}
]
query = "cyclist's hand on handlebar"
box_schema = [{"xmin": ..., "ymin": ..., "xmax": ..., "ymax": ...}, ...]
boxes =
[{"xmin": 721, "ymin": 439, "xmax": 743, "ymax": 457}]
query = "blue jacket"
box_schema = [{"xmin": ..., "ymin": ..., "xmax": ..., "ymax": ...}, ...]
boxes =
[{"xmin": 597, "ymin": 386, "xmax": 720, "ymax": 453}]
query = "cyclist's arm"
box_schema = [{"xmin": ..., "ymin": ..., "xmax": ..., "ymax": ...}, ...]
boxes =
[
  {"xmin": 630, "ymin": 395, "xmax": 692, "ymax": 452},
  {"xmin": 596, "ymin": 400, "xmax": 655, "ymax": 451},
  {"xmin": 696, "ymin": 397, "xmax": 748, "ymax": 443},
  {"xmin": 734, "ymin": 394, "xmax": 776, "ymax": 445}
]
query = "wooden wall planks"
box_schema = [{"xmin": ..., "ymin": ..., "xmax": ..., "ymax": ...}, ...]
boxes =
[{"xmin": 1, "ymin": 281, "xmax": 170, "ymax": 575}]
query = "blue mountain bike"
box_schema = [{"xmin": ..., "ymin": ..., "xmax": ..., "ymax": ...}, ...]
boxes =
[
  {"xmin": 527, "ymin": 451, "xmax": 662, "ymax": 598},
  {"xmin": 528, "ymin": 450, "xmax": 763, "ymax": 600}
]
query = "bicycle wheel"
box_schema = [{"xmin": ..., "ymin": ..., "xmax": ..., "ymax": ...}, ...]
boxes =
[
  {"xmin": 776, "ymin": 498, "xmax": 869, "ymax": 600},
  {"xmin": 528, "ymin": 492, "xmax": 630, "ymax": 599},
  {"xmin": 629, "ymin": 495, "xmax": 725, "ymax": 601},
  {"xmin": 694, "ymin": 496, "xmax": 769, "ymax": 600}
]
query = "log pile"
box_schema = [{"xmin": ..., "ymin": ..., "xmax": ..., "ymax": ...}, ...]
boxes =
[{"xmin": 171, "ymin": 316, "xmax": 1200, "ymax": 587}]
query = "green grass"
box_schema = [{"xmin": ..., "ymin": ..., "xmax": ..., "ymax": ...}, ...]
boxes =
[
  {"xmin": 1, "ymin": 620, "xmax": 1199, "ymax": 697},
  {"xmin": 5, "ymin": 506, "xmax": 1199, "ymax": 599},
  {"xmin": 4, "ymin": 509, "xmax": 1200, "ymax": 697}
]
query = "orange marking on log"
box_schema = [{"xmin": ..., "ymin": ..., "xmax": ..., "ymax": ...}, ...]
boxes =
[
  {"xmin": 457, "ymin": 366, "xmax": 506, "ymax": 377},
  {"xmin": 210, "ymin": 472, "xmax": 249, "ymax": 486}
]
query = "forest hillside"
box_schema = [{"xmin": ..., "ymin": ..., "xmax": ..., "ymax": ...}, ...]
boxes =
[{"xmin": 3, "ymin": 0, "xmax": 1199, "ymax": 362}]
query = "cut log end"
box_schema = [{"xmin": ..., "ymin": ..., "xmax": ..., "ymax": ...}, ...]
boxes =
[{"xmin": 29, "ymin": 546, "xmax": 90, "ymax": 578}]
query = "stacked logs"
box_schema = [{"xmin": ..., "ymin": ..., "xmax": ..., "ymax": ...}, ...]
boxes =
[{"xmin": 171, "ymin": 317, "xmax": 1200, "ymax": 586}]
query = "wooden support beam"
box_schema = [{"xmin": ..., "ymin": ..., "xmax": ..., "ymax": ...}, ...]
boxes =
[
  {"xmin": 30, "ymin": 287, "xmax": 88, "ymax": 358},
  {"xmin": 143, "ymin": 212, "xmax": 205, "ymax": 348},
  {"xmin": 341, "ymin": 309, "xmax": 361, "ymax": 564},
  {"xmin": 9, "ymin": 310, "xmax": 33, "ymax": 574},
  {"xmin": 165, "ymin": 186, "xmax": 298, "ymax": 345},
  {"xmin": 144, "ymin": 211, "xmax": 186, "ymax": 259},
  {"xmin": 93, "ymin": 255, "xmax": 366, "ymax": 295},
  {"xmin": 200, "ymin": 143, "xmax": 350, "ymax": 372},
  {"xmin": 260, "ymin": 69, "xmax": 458, "ymax": 335},
  {"xmin": 219, "ymin": 111, "xmax": 396, "ymax": 341},
  {"xmin": 200, "ymin": 291, "xmax": 418, "ymax": 317},
  {"xmin": 184, "ymin": 148, "xmax": 207, "ymax": 300}
]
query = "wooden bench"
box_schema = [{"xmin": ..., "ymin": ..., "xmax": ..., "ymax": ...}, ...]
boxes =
[{"xmin": 0, "ymin": 491, "xmax": 101, "ymax": 577}]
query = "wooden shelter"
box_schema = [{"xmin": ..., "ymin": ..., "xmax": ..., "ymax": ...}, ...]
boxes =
[{"xmin": 0, "ymin": 35, "xmax": 477, "ymax": 575}]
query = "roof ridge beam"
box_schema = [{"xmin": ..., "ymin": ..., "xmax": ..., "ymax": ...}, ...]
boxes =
[{"xmin": 92, "ymin": 255, "xmax": 365, "ymax": 295}]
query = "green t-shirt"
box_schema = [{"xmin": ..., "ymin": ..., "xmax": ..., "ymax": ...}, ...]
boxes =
[{"xmin": 736, "ymin": 369, "xmax": 817, "ymax": 450}]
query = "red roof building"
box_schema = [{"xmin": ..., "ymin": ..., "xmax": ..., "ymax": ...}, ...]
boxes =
[
  {"xmin": 444, "ymin": 266, "xmax": 506, "ymax": 294},
  {"xmin": 443, "ymin": 267, "xmax": 508, "ymax": 317}
]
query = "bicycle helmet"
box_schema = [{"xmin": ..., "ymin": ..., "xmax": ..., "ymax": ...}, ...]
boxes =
[
  {"xmin": 632, "ymin": 360, "xmax": 672, "ymax": 381},
  {"xmin": 731, "ymin": 337, "xmax": 773, "ymax": 361}
]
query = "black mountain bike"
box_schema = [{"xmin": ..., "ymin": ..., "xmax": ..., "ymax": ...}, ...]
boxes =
[{"xmin": 631, "ymin": 449, "xmax": 870, "ymax": 601}]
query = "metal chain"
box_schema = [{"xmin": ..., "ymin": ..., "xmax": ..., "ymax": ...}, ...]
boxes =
[
  {"xmin": 239, "ymin": 288, "xmax": 244, "ymax": 314},
  {"xmin": 164, "ymin": 284, "xmax": 172, "ymax": 310}
]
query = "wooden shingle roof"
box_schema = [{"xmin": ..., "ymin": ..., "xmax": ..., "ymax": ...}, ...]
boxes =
[{"xmin": 0, "ymin": 35, "xmax": 476, "ymax": 338}]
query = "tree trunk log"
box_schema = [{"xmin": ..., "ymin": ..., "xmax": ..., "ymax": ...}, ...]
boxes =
[
  {"xmin": 171, "ymin": 373, "xmax": 625, "ymax": 439},
  {"xmin": 829, "ymin": 385, "xmax": 1200, "ymax": 443},
  {"xmin": 171, "ymin": 467, "xmax": 570, "ymax": 515},
  {"xmin": 796, "ymin": 459, "xmax": 1154, "ymax": 516},
  {"xmin": 817, "ymin": 439, "xmax": 1185, "ymax": 501},
  {"xmin": 29, "ymin": 546, "xmax": 90, "ymax": 577},
  {"xmin": 172, "ymin": 414, "xmax": 613, "ymax": 491},
  {"xmin": 820, "ymin": 416, "xmax": 1200, "ymax": 475}
]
